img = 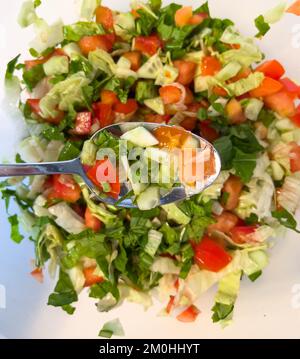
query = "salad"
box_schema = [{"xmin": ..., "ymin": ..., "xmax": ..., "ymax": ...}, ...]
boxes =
[
  {"xmin": 2, "ymin": 0, "xmax": 300, "ymax": 336},
  {"xmin": 81, "ymin": 124, "xmax": 217, "ymax": 209}
]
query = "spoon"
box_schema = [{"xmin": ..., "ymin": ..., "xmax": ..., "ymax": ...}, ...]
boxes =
[{"xmin": 0, "ymin": 123, "xmax": 221, "ymax": 208}]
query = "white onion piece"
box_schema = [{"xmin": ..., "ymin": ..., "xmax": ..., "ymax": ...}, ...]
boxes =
[{"xmin": 212, "ymin": 201, "xmax": 224, "ymax": 216}]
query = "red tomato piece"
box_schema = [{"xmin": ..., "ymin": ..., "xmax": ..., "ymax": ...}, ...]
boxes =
[
  {"xmin": 290, "ymin": 143, "xmax": 300, "ymax": 173},
  {"xmin": 123, "ymin": 51, "xmax": 142, "ymax": 71},
  {"xmin": 86, "ymin": 159, "xmax": 121, "ymax": 199},
  {"xmin": 73, "ymin": 112, "xmax": 92, "ymax": 135},
  {"xmin": 180, "ymin": 118, "xmax": 197, "ymax": 131},
  {"xmin": 30, "ymin": 268, "xmax": 43, "ymax": 283},
  {"xmin": 114, "ymin": 99, "xmax": 138, "ymax": 115},
  {"xmin": 95, "ymin": 6, "xmax": 114, "ymax": 30},
  {"xmin": 100, "ymin": 90, "xmax": 118, "ymax": 106},
  {"xmin": 134, "ymin": 35, "xmax": 163, "ymax": 56},
  {"xmin": 159, "ymin": 86, "xmax": 182, "ymax": 104},
  {"xmin": 290, "ymin": 105, "xmax": 300, "ymax": 127},
  {"xmin": 280, "ymin": 77, "xmax": 300, "ymax": 100},
  {"xmin": 175, "ymin": 6, "xmax": 193, "ymax": 27},
  {"xmin": 264, "ymin": 90, "xmax": 296, "ymax": 117},
  {"xmin": 48, "ymin": 175, "xmax": 81, "ymax": 203},
  {"xmin": 212, "ymin": 86, "xmax": 228, "ymax": 97},
  {"xmin": 85, "ymin": 207, "xmax": 102, "ymax": 232},
  {"xmin": 93, "ymin": 103, "xmax": 115, "ymax": 128},
  {"xmin": 174, "ymin": 60, "xmax": 197, "ymax": 86},
  {"xmin": 153, "ymin": 126, "xmax": 189, "ymax": 150},
  {"xmin": 144, "ymin": 114, "xmax": 171, "ymax": 123},
  {"xmin": 230, "ymin": 226, "xmax": 258, "ymax": 244},
  {"xmin": 189, "ymin": 13, "xmax": 208, "ymax": 25},
  {"xmin": 79, "ymin": 34, "xmax": 115, "ymax": 56},
  {"xmin": 207, "ymin": 212, "xmax": 239, "ymax": 235},
  {"xmin": 255, "ymin": 60, "xmax": 285, "ymax": 80},
  {"xmin": 193, "ymin": 236, "xmax": 232, "ymax": 272},
  {"xmin": 286, "ymin": 0, "xmax": 300, "ymax": 16},
  {"xmin": 226, "ymin": 98, "xmax": 246, "ymax": 124},
  {"xmin": 83, "ymin": 266, "xmax": 104, "ymax": 287},
  {"xmin": 222, "ymin": 175, "xmax": 243, "ymax": 211},
  {"xmin": 26, "ymin": 99, "xmax": 64, "ymax": 124},
  {"xmin": 201, "ymin": 56, "xmax": 222, "ymax": 76},
  {"xmin": 176, "ymin": 305, "xmax": 200, "ymax": 323},
  {"xmin": 24, "ymin": 48, "xmax": 66, "ymax": 70},
  {"xmin": 250, "ymin": 77, "xmax": 283, "ymax": 98},
  {"xmin": 199, "ymin": 120, "xmax": 219, "ymax": 143},
  {"xmin": 166, "ymin": 295, "xmax": 176, "ymax": 314}
]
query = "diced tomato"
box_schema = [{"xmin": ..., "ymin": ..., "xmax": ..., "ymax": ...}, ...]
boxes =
[
  {"xmin": 249, "ymin": 77, "xmax": 283, "ymax": 98},
  {"xmin": 144, "ymin": 114, "xmax": 171, "ymax": 123},
  {"xmin": 114, "ymin": 99, "xmax": 138, "ymax": 115},
  {"xmin": 201, "ymin": 56, "xmax": 222, "ymax": 76},
  {"xmin": 290, "ymin": 143, "xmax": 300, "ymax": 173},
  {"xmin": 286, "ymin": 0, "xmax": 300, "ymax": 16},
  {"xmin": 30, "ymin": 268, "xmax": 43, "ymax": 283},
  {"xmin": 159, "ymin": 86, "xmax": 182, "ymax": 104},
  {"xmin": 134, "ymin": 35, "xmax": 163, "ymax": 56},
  {"xmin": 180, "ymin": 117, "xmax": 197, "ymax": 131},
  {"xmin": 26, "ymin": 99, "xmax": 64, "ymax": 124},
  {"xmin": 85, "ymin": 207, "xmax": 102, "ymax": 232},
  {"xmin": 207, "ymin": 212, "xmax": 239, "ymax": 235},
  {"xmin": 176, "ymin": 305, "xmax": 200, "ymax": 323},
  {"xmin": 123, "ymin": 51, "xmax": 142, "ymax": 71},
  {"xmin": 93, "ymin": 102, "xmax": 115, "ymax": 128},
  {"xmin": 48, "ymin": 175, "xmax": 81, "ymax": 203},
  {"xmin": 193, "ymin": 236, "xmax": 232, "ymax": 272},
  {"xmin": 222, "ymin": 175, "xmax": 243, "ymax": 211},
  {"xmin": 131, "ymin": 9, "xmax": 141, "ymax": 19},
  {"xmin": 184, "ymin": 87, "xmax": 194, "ymax": 105},
  {"xmin": 153, "ymin": 126, "xmax": 189, "ymax": 149},
  {"xmin": 230, "ymin": 226, "xmax": 258, "ymax": 244},
  {"xmin": 72, "ymin": 112, "xmax": 92, "ymax": 135},
  {"xmin": 226, "ymin": 98, "xmax": 246, "ymax": 124},
  {"xmin": 100, "ymin": 90, "xmax": 118, "ymax": 105},
  {"xmin": 290, "ymin": 105, "xmax": 300, "ymax": 127},
  {"xmin": 189, "ymin": 13, "xmax": 208, "ymax": 25},
  {"xmin": 199, "ymin": 120, "xmax": 219, "ymax": 143},
  {"xmin": 212, "ymin": 86, "xmax": 228, "ymax": 97},
  {"xmin": 83, "ymin": 266, "xmax": 104, "ymax": 287},
  {"xmin": 280, "ymin": 77, "xmax": 300, "ymax": 99},
  {"xmin": 24, "ymin": 48, "xmax": 66, "ymax": 70},
  {"xmin": 166, "ymin": 295, "xmax": 176, "ymax": 314},
  {"xmin": 264, "ymin": 90, "xmax": 296, "ymax": 117},
  {"xmin": 95, "ymin": 6, "xmax": 114, "ymax": 30},
  {"xmin": 255, "ymin": 60, "xmax": 285, "ymax": 80},
  {"xmin": 175, "ymin": 6, "xmax": 193, "ymax": 27},
  {"xmin": 230, "ymin": 68, "xmax": 252, "ymax": 83},
  {"xmin": 78, "ymin": 34, "xmax": 115, "ymax": 56},
  {"xmin": 173, "ymin": 60, "xmax": 197, "ymax": 86},
  {"xmin": 86, "ymin": 159, "xmax": 121, "ymax": 199}
]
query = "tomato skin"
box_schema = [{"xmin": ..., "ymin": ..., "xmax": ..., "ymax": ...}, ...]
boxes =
[
  {"xmin": 95, "ymin": 6, "xmax": 114, "ymax": 30},
  {"xmin": 48, "ymin": 175, "xmax": 81, "ymax": 203},
  {"xmin": 193, "ymin": 236, "xmax": 232, "ymax": 272},
  {"xmin": 114, "ymin": 99, "xmax": 138, "ymax": 115},
  {"xmin": 101, "ymin": 90, "xmax": 118, "ymax": 105},
  {"xmin": 249, "ymin": 77, "xmax": 283, "ymax": 98},
  {"xmin": 290, "ymin": 105, "xmax": 300, "ymax": 127},
  {"xmin": 199, "ymin": 120, "xmax": 219, "ymax": 143},
  {"xmin": 264, "ymin": 90, "xmax": 296, "ymax": 117},
  {"xmin": 83, "ymin": 266, "xmax": 104, "ymax": 287},
  {"xmin": 222, "ymin": 175, "xmax": 243, "ymax": 211},
  {"xmin": 166, "ymin": 295, "xmax": 176, "ymax": 314},
  {"xmin": 123, "ymin": 51, "xmax": 142, "ymax": 71},
  {"xmin": 255, "ymin": 60, "xmax": 285, "ymax": 80},
  {"xmin": 280, "ymin": 77, "xmax": 300, "ymax": 100},
  {"xmin": 93, "ymin": 103, "xmax": 115, "ymax": 128},
  {"xmin": 134, "ymin": 35, "xmax": 163, "ymax": 56},
  {"xmin": 85, "ymin": 207, "xmax": 102, "ymax": 232},
  {"xmin": 201, "ymin": 56, "xmax": 221, "ymax": 76},
  {"xmin": 159, "ymin": 86, "xmax": 182, "ymax": 104},
  {"xmin": 226, "ymin": 98, "xmax": 246, "ymax": 124},
  {"xmin": 86, "ymin": 159, "xmax": 121, "ymax": 199},
  {"xmin": 73, "ymin": 112, "xmax": 92, "ymax": 135},
  {"xmin": 230, "ymin": 226, "xmax": 258, "ymax": 244},
  {"xmin": 174, "ymin": 60, "xmax": 197, "ymax": 86},
  {"xmin": 176, "ymin": 305, "xmax": 200, "ymax": 323},
  {"xmin": 78, "ymin": 34, "xmax": 115, "ymax": 56},
  {"xmin": 144, "ymin": 114, "xmax": 171, "ymax": 123},
  {"xmin": 207, "ymin": 212, "xmax": 239, "ymax": 235},
  {"xmin": 290, "ymin": 143, "xmax": 300, "ymax": 173}
]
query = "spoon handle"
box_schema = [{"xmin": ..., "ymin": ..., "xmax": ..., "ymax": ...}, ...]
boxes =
[{"xmin": 0, "ymin": 158, "xmax": 82, "ymax": 177}]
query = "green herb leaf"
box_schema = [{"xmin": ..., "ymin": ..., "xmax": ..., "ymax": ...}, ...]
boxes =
[
  {"xmin": 272, "ymin": 209, "xmax": 300, "ymax": 233},
  {"xmin": 63, "ymin": 22, "xmax": 105, "ymax": 42},
  {"xmin": 48, "ymin": 270, "xmax": 78, "ymax": 309},
  {"xmin": 23, "ymin": 63, "xmax": 46, "ymax": 91},
  {"xmin": 232, "ymin": 149, "xmax": 257, "ymax": 183},
  {"xmin": 255, "ymin": 15, "xmax": 270, "ymax": 38},
  {"xmin": 212, "ymin": 302, "xmax": 234, "ymax": 322},
  {"xmin": 248, "ymin": 270, "xmax": 262, "ymax": 282},
  {"xmin": 5, "ymin": 54, "xmax": 21, "ymax": 81},
  {"xmin": 8, "ymin": 215, "xmax": 24, "ymax": 243}
]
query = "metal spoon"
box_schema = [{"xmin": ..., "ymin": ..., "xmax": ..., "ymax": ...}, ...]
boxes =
[{"xmin": 0, "ymin": 123, "xmax": 221, "ymax": 208}]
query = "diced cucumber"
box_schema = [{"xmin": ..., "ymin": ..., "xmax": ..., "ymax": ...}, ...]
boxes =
[
  {"xmin": 136, "ymin": 186, "xmax": 160, "ymax": 210},
  {"xmin": 121, "ymin": 126, "xmax": 159, "ymax": 147},
  {"xmin": 155, "ymin": 65, "xmax": 179, "ymax": 86},
  {"xmin": 244, "ymin": 98, "xmax": 264, "ymax": 121},
  {"xmin": 144, "ymin": 147, "xmax": 170, "ymax": 163},
  {"xmin": 144, "ymin": 97, "xmax": 165, "ymax": 115},
  {"xmin": 162, "ymin": 203, "xmax": 191, "ymax": 225},
  {"xmin": 270, "ymin": 160, "xmax": 285, "ymax": 181},
  {"xmin": 137, "ymin": 53, "xmax": 163, "ymax": 79},
  {"xmin": 63, "ymin": 42, "xmax": 82, "ymax": 57}
]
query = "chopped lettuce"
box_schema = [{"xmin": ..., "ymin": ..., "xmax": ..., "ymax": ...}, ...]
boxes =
[
  {"xmin": 18, "ymin": 0, "xmax": 39, "ymax": 28},
  {"xmin": 278, "ymin": 174, "xmax": 300, "ymax": 213},
  {"xmin": 113, "ymin": 13, "xmax": 135, "ymax": 41},
  {"xmin": 98, "ymin": 318, "xmax": 125, "ymax": 338},
  {"xmin": 226, "ymin": 72, "xmax": 264, "ymax": 96},
  {"xmin": 43, "ymin": 55, "xmax": 69, "ymax": 76},
  {"xmin": 63, "ymin": 21, "xmax": 104, "ymax": 42},
  {"xmin": 30, "ymin": 19, "xmax": 64, "ymax": 53}
]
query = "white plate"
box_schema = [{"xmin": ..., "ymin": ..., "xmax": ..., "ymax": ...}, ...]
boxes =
[{"xmin": 0, "ymin": 0, "xmax": 300, "ymax": 339}]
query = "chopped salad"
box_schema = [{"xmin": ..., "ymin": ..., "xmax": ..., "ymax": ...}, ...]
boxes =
[{"xmin": 2, "ymin": 0, "xmax": 300, "ymax": 335}]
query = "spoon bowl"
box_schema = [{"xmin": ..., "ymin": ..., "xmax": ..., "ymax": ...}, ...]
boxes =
[{"xmin": 0, "ymin": 122, "xmax": 221, "ymax": 208}]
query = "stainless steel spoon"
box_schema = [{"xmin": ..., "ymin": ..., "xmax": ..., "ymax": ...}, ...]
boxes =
[{"xmin": 0, "ymin": 123, "xmax": 221, "ymax": 208}]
